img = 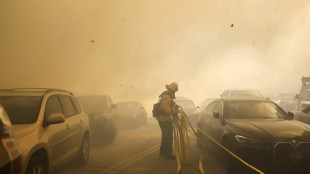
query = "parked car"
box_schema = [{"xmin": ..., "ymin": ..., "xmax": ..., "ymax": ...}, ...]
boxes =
[
  {"xmin": 174, "ymin": 97, "xmax": 199, "ymax": 124},
  {"xmin": 296, "ymin": 89, "xmax": 310, "ymax": 112},
  {"xmin": 115, "ymin": 101, "xmax": 147, "ymax": 128},
  {"xmin": 197, "ymin": 98, "xmax": 310, "ymax": 173},
  {"xmin": 78, "ymin": 95, "xmax": 118, "ymax": 145},
  {"xmin": 0, "ymin": 88, "xmax": 90, "ymax": 174},
  {"xmin": 296, "ymin": 76, "xmax": 310, "ymax": 112},
  {"xmin": 198, "ymin": 98, "xmax": 217, "ymax": 112},
  {"xmin": 0, "ymin": 105, "xmax": 22, "ymax": 174},
  {"xmin": 295, "ymin": 106, "xmax": 310, "ymax": 125},
  {"xmin": 271, "ymin": 92, "xmax": 296, "ymax": 112},
  {"xmin": 220, "ymin": 88, "xmax": 264, "ymax": 99}
]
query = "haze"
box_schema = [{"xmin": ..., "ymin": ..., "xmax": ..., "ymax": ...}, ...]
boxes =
[{"xmin": 1, "ymin": 0, "xmax": 310, "ymax": 110}]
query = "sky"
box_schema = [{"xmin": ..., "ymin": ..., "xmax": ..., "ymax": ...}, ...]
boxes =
[{"xmin": 1, "ymin": 0, "xmax": 310, "ymax": 111}]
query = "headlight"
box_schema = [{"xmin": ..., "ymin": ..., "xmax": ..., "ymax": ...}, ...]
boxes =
[{"xmin": 235, "ymin": 135, "xmax": 265, "ymax": 146}]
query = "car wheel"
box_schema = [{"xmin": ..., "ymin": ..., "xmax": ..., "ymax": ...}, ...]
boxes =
[
  {"xmin": 77, "ymin": 134, "xmax": 90, "ymax": 165},
  {"xmin": 26, "ymin": 155, "xmax": 48, "ymax": 174}
]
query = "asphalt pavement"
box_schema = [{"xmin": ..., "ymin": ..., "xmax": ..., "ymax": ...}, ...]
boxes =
[{"xmin": 51, "ymin": 118, "xmax": 228, "ymax": 174}]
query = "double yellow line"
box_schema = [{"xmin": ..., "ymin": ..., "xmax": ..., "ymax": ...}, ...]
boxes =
[{"xmin": 102, "ymin": 144, "xmax": 160, "ymax": 174}]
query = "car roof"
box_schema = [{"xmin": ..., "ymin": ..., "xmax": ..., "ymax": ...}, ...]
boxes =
[
  {"xmin": 226, "ymin": 88, "xmax": 261, "ymax": 91},
  {"xmin": 218, "ymin": 98, "xmax": 269, "ymax": 102},
  {"xmin": 0, "ymin": 88, "xmax": 73, "ymax": 96}
]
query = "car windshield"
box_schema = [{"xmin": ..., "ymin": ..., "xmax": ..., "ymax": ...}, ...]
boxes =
[
  {"xmin": 303, "ymin": 91, "xmax": 310, "ymax": 101},
  {"xmin": 175, "ymin": 100, "xmax": 195, "ymax": 109},
  {"xmin": 224, "ymin": 101, "xmax": 287, "ymax": 119},
  {"xmin": 0, "ymin": 96, "xmax": 42, "ymax": 124},
  {"xmin": 230, "ymin": 90, "xmax": 263, "ymax": 98}
]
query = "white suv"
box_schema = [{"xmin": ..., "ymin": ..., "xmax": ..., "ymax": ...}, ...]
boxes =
[{"xmin": 0, "ymin": 88, "xmax": 90, "ymax": 174}]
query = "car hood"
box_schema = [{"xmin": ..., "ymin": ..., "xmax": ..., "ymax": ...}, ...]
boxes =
[
  {"xmin": 226, "ymin": 119, "xmax": 310, "ymax": 142},
  {"xmin": 12, "ymin": 124, "xmax": 34, "ymax": 139}
]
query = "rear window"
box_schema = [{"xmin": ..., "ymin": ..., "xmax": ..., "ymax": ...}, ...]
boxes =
[
  {"xmin": 117, "ymin": 102, "xmax": 140, "ymax": 108},
  {"xmin": 78, "ymin": 96, "xmax": 107, "ymax": 116},
  {"xmin": 175, "ymin": 100, "xmax": 195, "ymax": 109},
  {"xmin": 230, "ymin": 90, "xmax": 263, "ymax": 99},
  {"xmin": 0, "ymin": 96, "xmax": 42, "ymax": 124}
]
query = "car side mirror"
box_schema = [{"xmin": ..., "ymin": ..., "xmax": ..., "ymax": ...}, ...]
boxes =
[
  {"xmin": 288, "ymin": 111, "xmax": 294, "ymax": 119},
  {"xmin": 295, "ymin": 94, "xmax": 300, "ymax": 100},
  {"xmin": 111, "ymin": 104, "xmax": 117, "ymax": 109},
  {"xmin": 213, "ymin": 112, "xmax": 220, "ymax": 118},
  {"xmin": 45, "ymin": 113, "xmax": 65, "ymax": 127}
]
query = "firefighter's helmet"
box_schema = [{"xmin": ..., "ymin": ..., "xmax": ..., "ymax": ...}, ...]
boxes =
[{"xmin": 166, "ymin": 82, "xmax": 178, "ymax": 92}]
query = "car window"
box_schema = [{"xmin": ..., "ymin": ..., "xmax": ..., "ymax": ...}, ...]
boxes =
[
  {"xmin": 303, "ymin": 91, "xmax": 310, "ymax": 101},
  {"xmin": 225, "ymin": 101, "xmax": 288, "ymax": 119},
  {"xmin": 230, "ymin": 90, "xmax": 263, "ymax": 98},
  {"xmin": 0, "ymin": 96, "xmax": 42, "ymax": 124},
  {"xmin": 58, "ymin": 95, "xmax": 77, "ymax": 118},
  {"xmin": 175, "ymin": 100, "xmax": 195, "ymax": 109},
  {"xmin": 206, "ymin": 102, "xmax": 217, "ymax": 114},
  {"xmin": 213, "ymin": 102, "xmax": 222, "ymax": 116},
  {"xmin": 45, "ymin": 95, "xmax": 63, "ymax": 118},
  {"xmin": 71, "ymin": 96, "xmax": 81, "ymax": 114}
]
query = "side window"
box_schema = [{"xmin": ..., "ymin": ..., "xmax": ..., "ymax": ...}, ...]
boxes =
[
  {"xmin": 206, "ymin": 102, "xmax": 217, "ymax": 114},
  {"xmin": 45, "ymin": 95, "xmax": 63, "ymax": 118},
  {"xmin": 214, "ymin": 102, "xmax": 223, "ymax": 117},
  {"xmin": 71, "ymin": 96, "xmax": 81, "ymax": 114},
  {"xmin": 58, "ymin": 95, "xmax": 77, "ymax": 118}
]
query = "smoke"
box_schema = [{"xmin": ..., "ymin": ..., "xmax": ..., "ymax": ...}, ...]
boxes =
[{"xmin": 1, "ymin": 0, "xmax": 310, "ymax": 112}]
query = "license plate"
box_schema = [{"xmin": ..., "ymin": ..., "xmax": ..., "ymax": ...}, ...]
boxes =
[{"xmin": 289, "ymin": 152, "xmax": 302, "ymax": 159}]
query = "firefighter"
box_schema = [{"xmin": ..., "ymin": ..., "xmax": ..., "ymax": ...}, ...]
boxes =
[{"xmin": 157, "ymin": 82, "xmax": 178, "ymax": 160}]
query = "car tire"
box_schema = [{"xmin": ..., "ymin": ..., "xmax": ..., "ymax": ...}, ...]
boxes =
[
  {"xmin": 26, "ymin": 155, "xmax": 48, "ymax": 174},
  {"xmin": 77, "ymin": 134, "xmax": 90, "ymax": 165}
]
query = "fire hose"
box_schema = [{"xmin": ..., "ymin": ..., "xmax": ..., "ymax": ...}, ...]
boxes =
[{"xmin": 172, "ymin": 107, "xmax": 264, "ymax": 174}]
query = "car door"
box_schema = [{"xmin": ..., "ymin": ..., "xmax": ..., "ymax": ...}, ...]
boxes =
[
  {"xmin": 45, "ymin": 95, "xmax": 70, "ymax": 168},
  {"xmin": 199, "ymin": 102, "xmax": 217, "ymax": 136},
  {"xmin": 211, "ymin": 101, "xmax": 225, "ymax": 143},
  {"xmin": 58, "ymin": 95, "xmax": 82, "ymax": 157},
  {"xmin": 105, "ymin": 96, "xmax": 118, "ymax": 128}
]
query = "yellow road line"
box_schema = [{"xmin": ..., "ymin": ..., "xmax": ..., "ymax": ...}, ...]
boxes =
[
  {"xmin": 102, "ymin": 144, "xmax": 160, "ymax": 174},
  {"xmin": 109, "ymin": 146, "xmax": 160, "ymax": 174},
  {"xmin": 198, "ymin": 154, "xmax": 205, "ymax": 174}
]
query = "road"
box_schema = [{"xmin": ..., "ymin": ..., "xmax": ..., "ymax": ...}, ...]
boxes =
[{"xmin": 52, "ymin": 118, "xmax": 229, "ymax": 174}]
